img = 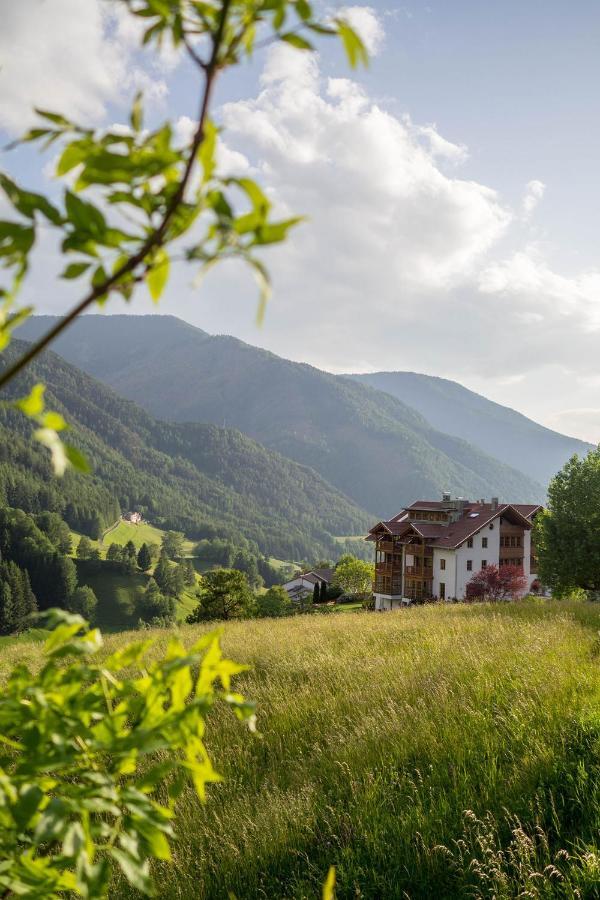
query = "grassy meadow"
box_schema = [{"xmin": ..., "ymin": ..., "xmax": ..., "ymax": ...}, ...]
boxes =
[{"xmin": 7, "ymin": 599, "xmax": 600, "ymax": 897}]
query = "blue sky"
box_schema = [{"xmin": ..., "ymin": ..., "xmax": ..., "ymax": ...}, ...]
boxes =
[{"xmin": 2, "ymin": 0, "xmax": 600, "ymax": 443}]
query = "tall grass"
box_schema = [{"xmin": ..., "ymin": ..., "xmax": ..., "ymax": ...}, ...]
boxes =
[{"xmin": 7, "ymin": 601, "xmax": 600, "ymax": 897}]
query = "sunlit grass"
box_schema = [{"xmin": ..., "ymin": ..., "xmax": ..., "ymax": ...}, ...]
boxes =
[{"xmin": 6, "ymin": 601, "xmax": 600, "ymax": 897}]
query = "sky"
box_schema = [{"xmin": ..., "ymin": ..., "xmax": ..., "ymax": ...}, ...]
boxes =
[{"xmin": 1, "ymin": 0, "xmax": 600, "ymax": 443}]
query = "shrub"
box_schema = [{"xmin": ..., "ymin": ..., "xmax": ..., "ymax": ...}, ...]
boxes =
[{"xmin": 0, "ymin": 609, "xmax": 254, "ymax": 897}]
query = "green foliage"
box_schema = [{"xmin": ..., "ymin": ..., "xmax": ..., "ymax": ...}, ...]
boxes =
[
  {"xmin": 0, "ymin": 561, "xmax": 37, "ymax": 635},
  {"xmin": 0, "ymin": 507, "xmax": 77, "ymax": 610},
  {"xmin": 255, "ymin": 585, "xmax": 292, "ymax": 618},
  {"xmin": 187, "ymin": 569, "xmax": 255, "ymax": 622},
  {"xmin": 0, "ymin": 608, "xmax": 253, "ymax": 897},
  {"xmin": 535, "ymin": 448, "xmax": 600, "ymax": 594},
  {"xmin": 137, "ymin": 578, "xmax": 175, "ymax": 624},
  {"xmin": 332, "ymin": 555, "xmax": 374, "ymax": 598},
  {"xmin": 76, "ymin": 535, "xmax": 93, "ymax": 560},
  {"xmin": 161, "ymin": 530, "xmax": 184, "ymax": 560},
  {"xmin": 65, "ymin": 584, "xmax": 98, "ymax": 621},
  {"xmin": 137, "ymin": 543, "xmax": 153, "ymax": 572}
]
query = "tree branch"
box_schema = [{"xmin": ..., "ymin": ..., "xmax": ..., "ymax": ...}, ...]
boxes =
[{"xmin": 0, "ymin": 0, "xmax": 232, "ymax": 392}]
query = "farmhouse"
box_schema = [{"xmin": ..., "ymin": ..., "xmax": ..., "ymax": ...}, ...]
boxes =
[
  {"xmin": 123, "ymin": 511, "xmax": 142, "ymax": 524},
  {"xmin": 367, "ymin": 494, "xmax": 542, "ymax": 609},
  {"xmin": 283, "ymin": 567, "xmax": 334, "ymax": 602}
]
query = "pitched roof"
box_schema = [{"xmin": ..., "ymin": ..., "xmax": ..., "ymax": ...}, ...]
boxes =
[{"xmin": 367, "ymin": 501, "xmax": 536, "ymax": 550}]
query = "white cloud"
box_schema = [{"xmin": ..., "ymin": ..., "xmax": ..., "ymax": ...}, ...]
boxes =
[
  {"xmin": 0, "ymin": 0, "xmax": 168, "ymax": 135},
  {"xmin": 522, "ymin": 179, "xmax": 545, "ymax": 218},
  {"xmin": 222, "ymin": 44, "xmax": 510, "ymax": 295}
]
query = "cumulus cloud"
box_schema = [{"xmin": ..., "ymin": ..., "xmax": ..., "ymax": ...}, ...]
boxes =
[
  {"xmin": 521, "ymin": 179, "xmax": 545, "ymax": 218},
  {"xmin": 0, "ymin": 0, "xmax": 168, "ymax": 135},
  {"xmin": 221, "ymin": 43, "xmax": 510, "ymax": 295}
]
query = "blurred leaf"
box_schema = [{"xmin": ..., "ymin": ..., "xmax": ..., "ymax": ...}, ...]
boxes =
[{"xmin": 147, "ymin": 248, "xmax": 170, "ymax": 302}]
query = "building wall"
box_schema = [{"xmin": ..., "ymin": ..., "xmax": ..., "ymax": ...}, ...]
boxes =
[
  {"xmin": 374, "ymin": 593, "xmax": 407, "ymax": 611},
  {"xmin": 455, "ymin": 520, "xmax": 501, "ymax": 598},
  {"xmin": 432, "ymin": 548, "xmax": 457, "ymax": 600}
]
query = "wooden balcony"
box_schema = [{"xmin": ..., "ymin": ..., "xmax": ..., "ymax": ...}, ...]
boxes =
[{"xmin": 378, "ymin": 540, "xmax": 394, "ymax": 554}]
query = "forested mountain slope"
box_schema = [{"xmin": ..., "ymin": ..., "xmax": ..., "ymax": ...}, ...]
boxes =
[
  {"xmin": 20, "ymin": 316, "xmax": 546, "ymax": 514},
  {"xmin": 0, "ymin": 342, "xmax": 370, "ymax": 560},
  {"xmin": 348, "ymin": 371, "xmax": 593, "ymax": 486}
]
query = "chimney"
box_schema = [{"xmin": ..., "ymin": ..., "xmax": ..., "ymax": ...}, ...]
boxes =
[
  {"xmin": 442, "ymin": 491, "xmax": 451, "ymax": 503},
  {"xmin": 491, "ymin": 496, "xmax": 499, "ymax": 510}
]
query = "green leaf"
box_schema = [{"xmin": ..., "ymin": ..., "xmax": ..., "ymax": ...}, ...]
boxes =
[
  {"xmin": 65, "ymin": 190, "xmax": 107, "ymax": 238},
  {"xmin": 131, "ymin": 91, "xmax": 144, "ymax": 132},
  {"xmin": 56, "ymin": 140, "xmax": 90, "ymax": 176},
  {"xmin": 335, "ymin": 19, "xmax": 368, "ymax": 68},
  {"xmin": 0, "ymin": 174, "xmax": 62, "ymax": 225},
  {"xmin": 61, "ymin": 262, "xmax": 91, "ymax": 279},
  {"xmin": 147, "ymin": 248, "xmax": 170, "ymax": 303},
  {"xmin": 12, "ymin": 784, "xmax": 43, "ymax": 830},
  {"xmin": 64, "ymin": 444, "xmax": 91, "ymax": 473},
  {"xmin": 295, "ymin": 0, "xmax": 312, "ymax": 20},
  {"xmin": 280, "ymin": 32, "xmax": 314, "ymax": 50},
  {"xmin": 15, "ymin": 383, "xmax": 45, "ymax": 417},
  {"xmin": 323, "ymin": 866, "xmax": 336, "ymax": 900},
  {"xmin": 110, "ymin": 849, "xmax": 154, "ymax": 895},
  {"xmin": 34, "ymin": 108, "xmax": 73, "ymax": 127}
]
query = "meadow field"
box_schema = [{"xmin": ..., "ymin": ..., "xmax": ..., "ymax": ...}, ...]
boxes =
[{"xmin": 5, "ymin": 600, "xmax": 600, "ymax": 897}]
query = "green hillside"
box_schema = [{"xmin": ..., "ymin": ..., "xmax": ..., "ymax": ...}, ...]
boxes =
[
  {"xmin": 348, "ymin": 370, "xmax": 594, "ymax": 485},
  {"xmin": 20, "ymin": 316, "xmax": 546, "ymax": 516},
  {"xmin": 0, "ymin": 342, "xmax": 371, "ymax": 561}
]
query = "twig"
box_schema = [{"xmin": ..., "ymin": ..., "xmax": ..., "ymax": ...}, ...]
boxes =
[{"xmin": 0, "ymin": 0, "xmax": 232, "ymax": 391}]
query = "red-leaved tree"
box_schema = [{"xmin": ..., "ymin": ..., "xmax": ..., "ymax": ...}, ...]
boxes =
[{"xmin": 465, "ymin": 564, "xmax": 527, "ymax": 602}]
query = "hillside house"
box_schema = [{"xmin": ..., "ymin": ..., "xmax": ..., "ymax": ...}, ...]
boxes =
[
  {"xmin": 367, "ymin": 494, "xmax": 542, "ymax": 609},
  {"xmin": 123, "ymin": 511, "xmax": 143, "ymax": 524},
  {"xmin": 283, "ymin": 568, "xmax": 334, "ymax": 602}
]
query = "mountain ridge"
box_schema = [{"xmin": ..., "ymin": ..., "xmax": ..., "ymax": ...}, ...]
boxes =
[
  {"xmin": 0, "ymin": 340, "xmax": 371, "ymax": 560},
  {"xmin": 19, "ymin": 316, "xmax": 547, "ymax": 514},
  {"xmin": 346, "ymin": 370, "xmax": 593, "ymax": 485}
]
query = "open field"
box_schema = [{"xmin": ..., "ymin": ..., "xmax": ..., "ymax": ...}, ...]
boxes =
[{"xmin": 6, "ymin": 600, "xmax": 600, "ymax": 897}]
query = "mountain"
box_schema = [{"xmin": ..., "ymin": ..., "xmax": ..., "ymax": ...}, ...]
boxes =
[
  {"xmin": 346, "ymin": 371, "xmax": 594, "ymax": 486},
  {"xmin": 19, "ymin": 316, "xmax": 546, "ymax": 515},
  {"xmin": 0, "ymin": 342, "xmax": 371, "ymax": 561}
]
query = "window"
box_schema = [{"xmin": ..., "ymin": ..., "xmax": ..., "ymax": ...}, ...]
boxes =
[
  {"xmin": 481, "ymin": 560, "xmax": 487, "ymax": 569},
  {"xmin": 466, "ymin": 560, "xmax": 472, "ymax": 571},
  {"xmin": 440, "ymin": 558, "xmax": 446, "ymax": 571},
  {"xmin": 482, "ymin": 537, "xmax": 488, "ymax": 548},
  {"xmin": 467, "ymin": 538, "xmax": 473, "ymax": 548}
]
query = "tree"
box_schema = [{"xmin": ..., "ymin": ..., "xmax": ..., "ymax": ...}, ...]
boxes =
[
  {"xmin": 161, "ymin": 531, "xmax": 185, "ymax": 560},
  {"xmin": 312, "ymin": 581, "xmax": 320, "ymax": 604},
  {"xmin": 333, "ymin": 555, "xmax": 374, "ymax": 599},
  {"xmin": 76, "ymin": 535, "xmax": 93, "ymax": 560},
  {"xmin": 137, "ymin": 542, "xmax": 152, "ymax": 572},
  {"xmin": 137, "ymin": 578, "xmax": 176, "ymax": 623},
  {"xmin": 106, "ymin": 542, "xmax": 124, "ymax": 562},
  {"xmin": 466, "ymin": 564, "xmax": 527, "ymax": 602},
  {"xmin": 319, "ymin": 581, "xmax": 328, "ymax": 603},
  {"xmin": 535, "ymin": 448, "xmax": 600, "ymax": 595},
  {"xmin": 187, "ymin": 569, "xmax": 255, "ymax": 622},
  {"xmin": 255, "ymin": 585, "xmax": 292, "ymax": 618},
  {"xmin": 124, "ymin": 539, "xmax": 137, "ymax": 560},
  {"xmin": 35, "ymin": 511, "xmax": 72, "ymax": 554},
  {"xmin": 66, "ymin": 585, "xmax": 98, "ymax": 621},
  {"xmin": 181, "ymin": 557, "xmax": 196, "ymax": 586}
]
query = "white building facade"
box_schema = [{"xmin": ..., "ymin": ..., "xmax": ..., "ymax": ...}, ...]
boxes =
[{"xmin": 369, "ymin": 496, "xmax": 541, "ymax": 610}]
